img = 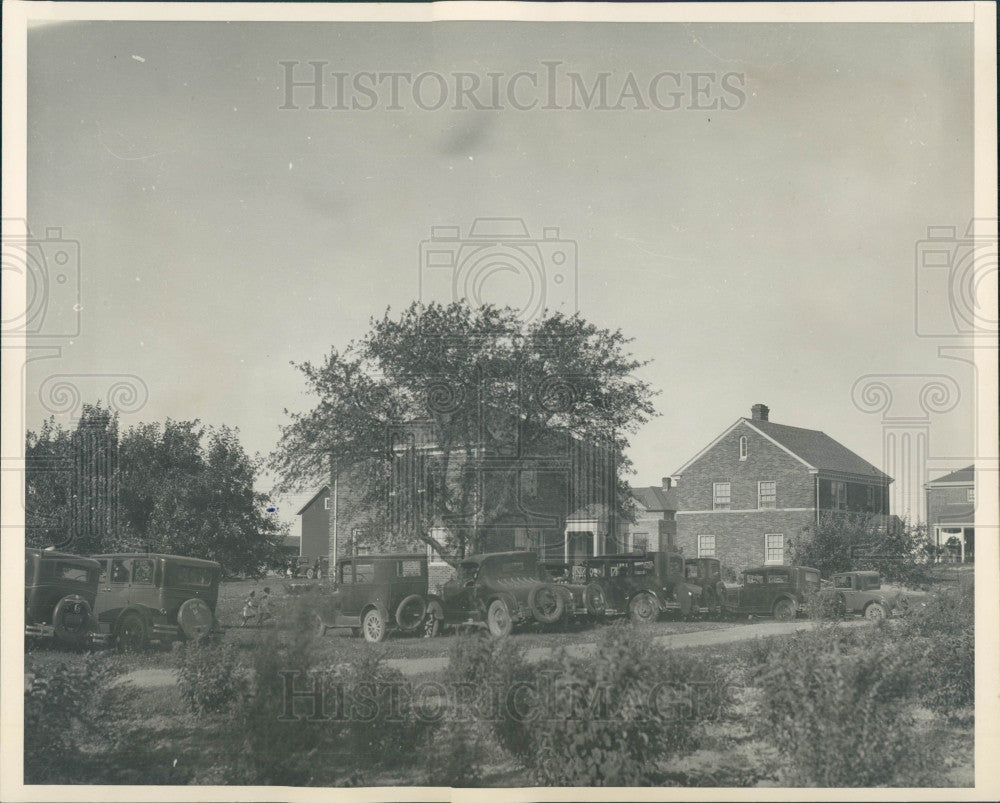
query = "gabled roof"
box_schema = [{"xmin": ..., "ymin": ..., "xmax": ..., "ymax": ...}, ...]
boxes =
[
  {"xmin": 673, "ymin": 417, "xmax": 890, "ymax": 481},
  {"xmin": 296, "ymin": 486, "xmax": 330, "ymax": 516},
  {"xmin": 927, "ymin": 465, "xmax": 974, "ymax": 486},
  {"xmin": 630, "ymin": 485, "xmax": 678, "ymax": 512},
  {"xmin": 746, "ymin": 419, "xmax": 890, "ymax": 480}
]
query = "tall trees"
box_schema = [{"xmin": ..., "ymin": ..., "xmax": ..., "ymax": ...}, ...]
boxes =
[
  {"xmin": 271, "ymin": 302, "xmax": 658, "ymax": 561},
  {"xmin": 25, "ymin": 407, "xmax": 285, "ymax": 575}
]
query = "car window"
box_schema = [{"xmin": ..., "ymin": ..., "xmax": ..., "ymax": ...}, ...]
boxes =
[
  {"xmin": 803, "ymin": 570, "xmax": 820, "ymax": 587},
  {"xmin": 398, "ymin": 560, "xmax": 423, "ymax": 578},
  {"xmin": 97, "ymin": 560, "xmax": 108, "ymax": 583},
  {"xmin": 667, "ymin": 556, "xmax": 683, "ymax": 575},
  {"xmin": 132, "ymin": 559, "xmax": 155, "ymax": 585},
  {"xmin": 170, "ymin": 564, "xmax": 214, "ymax": 586},
  {"xmin": 54, "ymin": 562, "xmax": 95, "ymax": 583},
  {"xmin": 685, "ymin": 564, "xmax": 698, "ymax": 579},
  {"xmin": 745, "ymin": 573, "xmax": 765, "ymax": 585},
  {"xmin": 110, "ymin": 559, "xmax": 130, "ymax": 583},
  {"xmin": 458, "ymin": 564, "xmax": 479, "ymax": 584},
  {"xmin": 708, "ymin": 563, "xmax": 721, "ymax": 580},
  {"xmin": 339, "ymin": 564, "xmax": 353, "ymax": 584},
  {"xmin": 767, "ymin": 572, "xmax": 790, "ymax": 584},
  {"xmin": 834, "ymin": 575, "xmax": 853, "ymax": 589},
  {"xmin": 635, "ymin": 561, "xmax": 654, "ymax": 576},
  {"xmin": 354, "ymin": 562, "xmax": 375, "ymax": 584}
]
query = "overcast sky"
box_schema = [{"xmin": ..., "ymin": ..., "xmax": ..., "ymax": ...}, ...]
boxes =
[{"xmin": 26, "ymin": 21, "xmax": 975, "ymax": 530}]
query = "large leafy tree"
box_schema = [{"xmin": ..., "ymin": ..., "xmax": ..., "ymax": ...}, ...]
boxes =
[
  {"xmin": 271, "ymin": 302, "xmax": 658, "ymax": 562},
  {"xmin": 25, "ymin": 409, "xmax": 286, "ymax": 575}
]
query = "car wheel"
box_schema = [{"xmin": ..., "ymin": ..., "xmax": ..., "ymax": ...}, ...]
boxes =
[
  {"xmin": 424, "ymin": 600, "xmax": 444, "ymax": 638},
  {"xmin": 487, "ymin": 599, "xmax": 513, "ymax": 638},
  {"xmin": 362, "ymin": 608, "xmax": 387, "ymax": 643},
  {"xmin": 864, "ymin": 601, "xmax": 888, "ymax": 620},
  {"xmin": 306, "ymin": 568, "xmax": 316, "ymax": 580},
  {"xmin": 529, "ymin": 585, "xmax": 565, "ymax": 624},
  {"xmin": 773, "ymin": 599, "xmax": 795, "ymax": 622},
  {"xmin": 395, "ymin": 594, "xmax": 428, "ymax": 631},
  {"xmin": 116, "ymin": 612, "xmax": 149, "ymax": 652},
  {"xmin": 53, "ymin": 596, "xmax": 93, "ymax": 650},
  {"xmin": 178, "ymin": 598, "xmax": 215, "ymax": 642},
  {"xmin": 628, "ymin": 593, "xmax": 658, "ymax": 625}
]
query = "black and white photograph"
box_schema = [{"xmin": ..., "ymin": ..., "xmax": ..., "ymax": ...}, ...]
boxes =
[{"xmin": 2, "ymin": 1, "xmax": 997, "ymax": 799}]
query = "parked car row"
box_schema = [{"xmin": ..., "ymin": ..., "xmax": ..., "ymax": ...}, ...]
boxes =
[
  {"xmin": 25, "ymin": 548, "xmax": 223, "ymax": 651},
  {"xmin": 311, "ymin": 549, "xmax": 894, "ymax": 643}
]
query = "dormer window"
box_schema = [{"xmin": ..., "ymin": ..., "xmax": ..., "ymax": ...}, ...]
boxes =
[{"xmin": 739, "ymin": 436, "xmax": 748, "ymax": 461}]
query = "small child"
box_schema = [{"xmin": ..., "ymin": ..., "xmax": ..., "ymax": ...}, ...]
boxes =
[
  {"xmin": 241, "ymin": 590, "xmax": 257, "ymax": 627},
  {"xmin": 256, "ymin": 587, "xmax": 273, "ymax": 626}
]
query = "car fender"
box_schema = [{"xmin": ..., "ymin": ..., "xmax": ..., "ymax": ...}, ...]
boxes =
[{"xmin": 360, "ymin": 602, "xmax": 389, "ymax": 623}]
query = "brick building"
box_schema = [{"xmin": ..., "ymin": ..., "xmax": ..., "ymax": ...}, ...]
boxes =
[
  {"xmin": 672, "ymin": 404, "xmax": 892, "ymax": 573},
  {"xmin": 925, "ymin": 465, "xmax": 975, "ymax": 562},
  {"xmin": 625, "ymin": 479, "xmax": 677, "ymax": 553}
]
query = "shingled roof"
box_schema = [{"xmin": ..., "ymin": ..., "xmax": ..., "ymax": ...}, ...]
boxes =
[
  {"xmin": 630, "ymin": 485, "xmax": 678, "ymax": 511},
  {"xmin": 926, "ymin": 465, "xmax": 974, "ymax": 485},
  {"xmin": 745, "ymin": 418, "xmax": 890, "ymax": 480}
]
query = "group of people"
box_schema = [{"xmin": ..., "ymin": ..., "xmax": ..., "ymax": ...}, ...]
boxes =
[{"xmin": 240, "ymin": 587, "xmax": 273, "ymax": 627}]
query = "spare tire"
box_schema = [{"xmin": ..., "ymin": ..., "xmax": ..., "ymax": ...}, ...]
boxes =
[
  {"xmin": 53, "ymin": 595, "xmax": 93, "ymax": 649},
  {"xmin": 178, "ymin": 597, "xmax": 215, "ymax": 641},
  {"xmin": 529, "ymin": 585, "xmax": 565, "ymax": 624},
  {"xmin": 395, "ymin": 594, "xmax": 427, "ymax": 631},
  {"xmin": 583, "ymin": 582, "xmax": 607, "ymax": 616}
]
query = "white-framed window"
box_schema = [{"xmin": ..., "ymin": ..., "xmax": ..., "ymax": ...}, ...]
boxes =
[
  {"xmin": 739, "ymin": 436, "xmax": 748, "ymax": 461},
  {"xmin": 427, "ymin": 527, "xmax": 450, "ymax": 566},
  {"xmin": 323, "ymin": 496, "xmax": 331, "ymax": 510},
  {"xmin": 713, "ymin": 482, "xmax": 731, "ymax": 510},
  {"xmin": 630, "ymin": 532, "xmax": 649, "ymax": 553},
  {"xmin": 831, "ymin": 481, "xmax": 848, "ymax": 510},
  {"xmin": 765, "ymin": 533, "xmax": 784, "ymax": 565},
  {"xmin": 698, "ymin": 534, "xmax": 716, "ymax": 558},
  {"xmin": 758, "ymin": 481, "xmax": 776, "ymax": 509},
  {"xmin": 967, "ymin": 487, "xmax": 975, "ymax": 503}
]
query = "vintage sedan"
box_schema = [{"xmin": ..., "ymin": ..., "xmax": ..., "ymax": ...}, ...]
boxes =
[
  {"xmin": 683, "ymin": 557, "xmax": 727, "ymax": 613},
  {"xmin": 25, "ymin": 548, "xmax": 101, "ymax": 648},
  {"xmin": 435, "ymin": 551, "xmax": 572, "ymax": 637},
  {"xmin": 722, "ymin": 565, "xmax": 821, "ymax": 621},
  {"xmin": 91, "ymin": 553, "xmax": 222, "ymax": 650},
  {"xmin": 315, "ymin": 553, "xmax": 435, "ymax": 643},
  {"xmin": 830, "ymin": 570, "xmax": 904, "ymax": 619},
  {"xmin": 579, "ymin": 552, "xmax": 701, "ymax": 624}
]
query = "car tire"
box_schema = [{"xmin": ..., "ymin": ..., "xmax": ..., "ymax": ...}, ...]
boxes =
[
  {"xmin": 116, "ymin": 611, "xmax": 149, "ymax": 652},
  {"xmin": 628, "ymin": 592, "xmax": 658, "ymax": 625},
  {"xmin": 864, "ymin": 601, "xmax": 888, "ymax": 620},
  {"xmin": 306, "ymin": 568, "xmax": 316, "ymax": 580},
  {"xmin": 395, "ymin": 594, "xmax": 428, "ymax": 631},
  {"xmin": 178, "ymin": 598, "xmax": 215, "ymax": 642},
  {"xmin": 487, "ymin": 599, "xmax": 513, "ymax": 638},
  {"xmin": 424, "ymin": 600, "xmax": 444, "ymax": 638},
  {"xmin": 773, "ymin": 599, "xmax": 795, "ymax": 622},
  {"xmin": 52, "ymin": 596, "xmax": 94, "ymax": 650},
  {"xmin": 583, "ymin": 582, "xmax": 607, "ymax": 617},
  {"xmin": 529, "ymin": 585, "xmax": 565, "ymax": 625},
  {"xmin": 362, "ymin": 608, "xmax": 387, "ymax": 643}
]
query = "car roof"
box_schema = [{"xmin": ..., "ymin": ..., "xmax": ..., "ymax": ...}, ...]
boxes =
[
  {"xmin": 341, "ymin": 552, "xmax": 427, "ymax": 561},
  {"xmin": 90, "ymin": 553, "xmax": 221, "ymax": 569},
  {"xmin": 744, "ymin": 565, "xmax": 819, "ymax": 574},
  {"xmin": 26, "ymin": 548, "xmax": 101, "ymax": 568},
  {"xmin": 460, "ymin": 551, "xmax": 536, "ymax": 565}
]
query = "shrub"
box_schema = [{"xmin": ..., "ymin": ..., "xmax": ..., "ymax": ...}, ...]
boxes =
[
  {"xmin": 757, "ymin": 628, "xmax": 932, "ymax": 786},
  {"xmin": 24, "ymin": 656, "xmax": 115, "ymax": 783},
  {"xmin": 177, "ymin": 643, "xmax": 249, "ymax": 715},
  {"xmin": 806, "ymin": 588, "xmax": 845, "ymax": 621},
  {"xmin": 448, "ymin": 624, "xmax": 731, "ymax": 786}
]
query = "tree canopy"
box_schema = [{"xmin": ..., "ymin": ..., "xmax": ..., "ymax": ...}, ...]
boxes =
[
  {"xmin": 271, "ymin": 302, "xmax": 659, "ymax": 560},
  {"xmin": 26, "ymin": 404, "xmax": 286, "ymax": 575}
]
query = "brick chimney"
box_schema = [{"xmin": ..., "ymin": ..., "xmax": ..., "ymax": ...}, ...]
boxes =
[
  {"xmin": 661, "ymin": 476, "xmax": 672, "ymax": 490},
  {"xmin": 751, "ymin": 404, "xmax": 770, "ymax": 422}
]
